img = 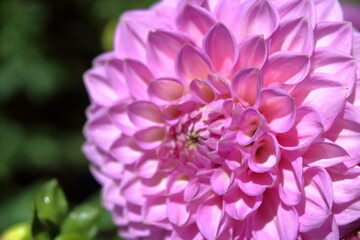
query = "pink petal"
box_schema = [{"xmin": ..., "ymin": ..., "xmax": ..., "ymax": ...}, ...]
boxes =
[
  {"xmin": 258, "ymin": 87, "xmax": 296, "ymax": 133},
  {"xmin": 224, "ymin": 0, "xmax": 279, "ymax": 41},
  {"xmin": 333, "ymin": 199, "xmax": 360, "ymax": 233},
  {"xmin": 127, "ymin": 101, "xmax": 164, "ymax": 128},
  {"xmin": 84, "ymin": 68, "xmax": 118, "ymax": 106},
  {"xmin": 147, "ymin": 30, "xmax": 194, "ymax": 77},
  {"xmin": 292, "ymin": 73, "xmax": 347, "ymax": 131},
  {"xmin": 269, "ymin": 17, "xmax": 314, "ymax": 55},
  {"xmin": 167, "ymin": 195, "xmax": 190, "ymax": 226},
  {"xmin": 301, "ymin": 215, "xmax": 339, "ymax": 240},
  {"xmin": 233, "ymin": 35, "xmax": 267, "ymax": 73},
  {"xmin": 342, "ymin": 1, "xmax": 360, "ymax": 31},
  {"xmin": 184, "ymin": 179, "xmax": 200, "ymax": 202},
  {"xmin": 273, "ymin": 0, "xmax": 316, "ymax": 28},
  {"xmin": 234, "ymin": 107, "xmax": 262, "ymax": 146},
  {"xmin": 115, "ymin": 11, "xmax": 169, "ymax": 61},
  {"xmin": 253, "ymin": 189, "xmax": 299, "ymax": 240},
  {"xmin": 143, "ymin": 197, "xmax": 167, "ymax": 222},
  {"xmin": 313, "ymin": 0, "xmax": 343, "ymax": 22},
  {"xmin": 121, "ymin": 176, "xmax": 146, "ymax": 205},
  {"xmin": 303, "ymin": 142, "xmax": 349, "ymax": 168},
  {"xmin": 224, "ymin": 187, "xmax": 262, "ymax": 220},
  {"xmin": 176, "ymin": 4, "xmax": 216, "ymax": 46},
  {"xmin": 108, "ymin": 102, "xmax": 137, "ymax": 136},
  {"xmin": 110, "ymin": 136, "xmax": 143, "ymax": 165},
  {"xmin": 278, "ymin": 153, "xmax": 303, "ymax": 206},
  {"xmin": 237, "ymin": 168, "xmax": 276, "ymax": 196},
  {"xmin": 106, "ymin": 59, "xmax": 129, "ymax": 99},
  {"xmin": 190, "ymin": 79, "xmax": 215, "ymax": 104},
  {"xmin": 311, "ymin": 48, "xmax": 356, "ymax": 97},
  {"xmin": 210, "ymin": 166, "xmax": 232, "ymax": 195},
  {"xmin": 148, "ymin": 78, "xmax": 184, "ymax": 105},
  {"xmin": 136, "ymin": 155, "xmax": 159, "ymax": 179},
  {"xmin": 315, "ymin": 22, "xmax": 353, "ymax": 54},
  {"xmin": 176, "ymin": 45, "xmax": 212, "ymax": 83},
  {"xmin": 277, "ymin": 105, "xmax": 323, "ymax": 150},
  {"xmin": 324, "ymin": 102, "xmax": 360, "ymax": 160},
  {"xmin": 134, "ymin": 126, "xmax": 166, "ymax": 150},
  {"xmin": 298, "ymin": 167, "xmax": 333, "ymax": 232},
  {"xmin": 124, "ymin": 59, "xmax": 154, "ymax": 100},
  {"xmin": 203, "ymin": 23, "xmax": 236, "ymax": 74},
  {"xmin": 207, "ymin": 74, "xmax": 231, "ymax": 98},
  {"xmin": 167, "ymin": 173, "xmax": 189, "ymax": 194},
  {"xmin": 196, "ymin": 196, "xmax": 223, "ymax": 240},
  {"xmin": 249, "ymin": 133, "xmax": 280, "ymax": 173},
  {"xmin": 87, "ymin": 110, "xmax": 122, "ymax": 151},
  {"xmin": 330, "ymin": 171, "xmax": 360, "ymax": 205},
  {"xmin": 262, "ymin": 51, "xmax": 310, "ymax": 86},
  {"xmin": 141, "ymin": 173, "xmax": 167, "ymax": 196},
  {"xmin": 231, "ymin": 67, "xmax": 261, "ymax": 107}
]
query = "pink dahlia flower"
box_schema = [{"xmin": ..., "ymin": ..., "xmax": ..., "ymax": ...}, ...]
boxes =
[{"xmin": 83, "ymin": 0, "xmax": 360, "ymax": 239}]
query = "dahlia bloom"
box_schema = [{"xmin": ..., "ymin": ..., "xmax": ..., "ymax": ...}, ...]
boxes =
[{"xmin": 83, "ymin": 0, "xmax": 360, "ymax": 239}]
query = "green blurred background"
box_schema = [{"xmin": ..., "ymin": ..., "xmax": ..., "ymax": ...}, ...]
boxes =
[
  {"xmin": 0, "ymin": 0, "xmax": 154, "ymax": 238},
  {"xmin": 1, "ymin": 0, "xmax": 360, "ymax": 239}
]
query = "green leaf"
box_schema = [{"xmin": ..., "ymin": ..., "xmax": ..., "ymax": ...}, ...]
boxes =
[
  {"xmin": 0, "ymin": 222, "xmax": 31, "ymax": 240},
  {"xmin": 34, "ymin": 179, "xmax": 68, "ymax": 225},
  {"xmin": 61, "ymin": 204, "xmax": 101, "ymax": 238},
  {"xmin": 54, "ymin": 233, "xmax": 91, "ymax": 240}
]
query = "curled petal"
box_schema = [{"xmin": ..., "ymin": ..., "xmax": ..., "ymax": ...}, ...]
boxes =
[
  {"xmin": 249, "ymin": 134, "xmax": 280, "ymax": 173},
  {"xmin": 259, "ymin": 88, "xmax": 296, "ymax": 133},
  {"xmin": 262, "ymin": 51, "xmax": 310, "ymax": 86},
  {"xmin": 235, "ymin": 107, "xmax": 262, "ymax": 146},
  {"xmin": 176, "ymin": 45, "xmax": 212, "ymax": 83},
  {"xmin": 277, "ymin": 106, "xmax": 323, "ymax": 150},
  {"xmin": 270, "ymin": 17, "xmax": 314, "ymax": 55},
  {"xmin": 204, "ymin": 23, "xmax": 237, "ymax": 74}
]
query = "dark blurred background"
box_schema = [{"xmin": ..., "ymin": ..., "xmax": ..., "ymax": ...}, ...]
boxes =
[{"xmin": 0, "ymin": 0, "xmax": 154, "ymax": 234}]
